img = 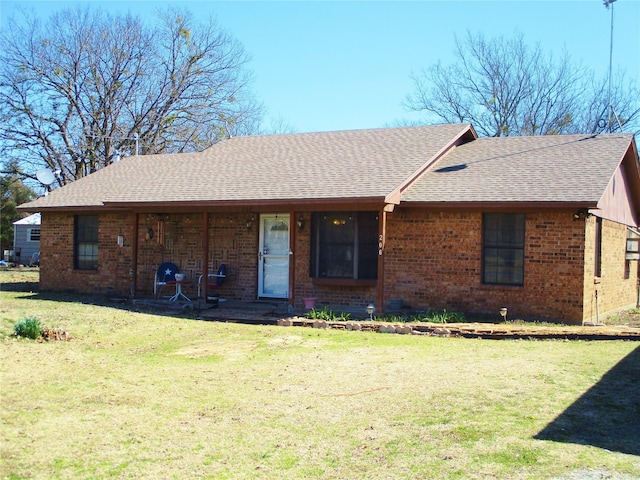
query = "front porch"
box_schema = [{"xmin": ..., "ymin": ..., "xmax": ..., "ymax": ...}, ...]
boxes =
[
  {"xmin": 131, "ymin": 294, "xmax": 374, "ymax": 325},
  {"xmin": 132, "ymin": 296, "xmax": 289, "ymax": 324}
]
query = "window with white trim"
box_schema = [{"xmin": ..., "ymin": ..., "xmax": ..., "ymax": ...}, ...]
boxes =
[{"xmin": 27, "ymin": 228, "xmax": 40, "ymax": 242}]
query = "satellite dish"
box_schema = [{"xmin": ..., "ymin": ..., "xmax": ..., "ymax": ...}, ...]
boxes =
[{"xmin": 36, "ymin": 169, "xmax": 56, "ymax": 186}]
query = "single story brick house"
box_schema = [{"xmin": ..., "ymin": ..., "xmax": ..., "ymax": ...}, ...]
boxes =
[{"xmin": 19, "ymin": 123, "xmax": 640, "ymax": 324}]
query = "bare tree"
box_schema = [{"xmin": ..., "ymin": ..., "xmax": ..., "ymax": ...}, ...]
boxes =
[
  {"xmin": 0, "ymin": 6, "xmax": 263, "ymax": 186},
  {"xmin": 405, "ymin": 31, "xmax": 639, "ymax": 137}
]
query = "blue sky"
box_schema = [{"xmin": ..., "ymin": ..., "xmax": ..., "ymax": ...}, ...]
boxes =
[{"xmin": 2, "ymin": 0, "xmax": 639, "ymax": 134}]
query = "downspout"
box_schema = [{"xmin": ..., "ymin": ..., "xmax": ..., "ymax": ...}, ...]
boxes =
[{"xmin": 636, "ymin": 260, "xmax": 639, "ymax": 309}]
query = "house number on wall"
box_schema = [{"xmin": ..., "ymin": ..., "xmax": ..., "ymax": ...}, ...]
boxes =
[{"xmin": 379, "ymin": 235, "xmax": 383, "ymax": 256}]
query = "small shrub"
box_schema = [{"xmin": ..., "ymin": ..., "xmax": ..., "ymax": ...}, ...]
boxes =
[
  {"xmin": 306, "ymin": 307, "xmax": 351, "ymax": 322},
  {"xmin": 381, "ymin": 315, "xmax": 410, "ymax": 323},
  {"xmin": 415, "ymin": 309, "xmax": 465, "ymax": 324},
  {"xmin": 13, "ymin": 317, "xmax": 41, "ymax": 339},
  {"xmin": 306, "ymin": 306, "xmax": 332, "ymax": 321}
]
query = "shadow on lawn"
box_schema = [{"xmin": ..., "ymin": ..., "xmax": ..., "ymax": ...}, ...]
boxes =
[
  {"xmin": 535, "ymin": 345, "xmax": 640, "ymax": 456},
  {"xmin": 9, "ymin": 288, "xmax": 199, "ymax": 320}
]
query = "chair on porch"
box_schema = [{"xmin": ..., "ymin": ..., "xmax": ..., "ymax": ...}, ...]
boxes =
[
  {"xmin": 197, "ymin": 263, "xmax": 227, "ymax": 299},
  {"xmin": 154, "ymin": 262, "xmax": 179, "ymax": 298}
]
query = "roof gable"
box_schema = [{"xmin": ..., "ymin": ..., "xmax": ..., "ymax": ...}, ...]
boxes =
[
  {"xmin": 595, "ymin": 141, "xmax": 640, "ymax": 226},
  {"xmin": 13, "ymin": 212, "xmax": 41, "ymax": 225}
]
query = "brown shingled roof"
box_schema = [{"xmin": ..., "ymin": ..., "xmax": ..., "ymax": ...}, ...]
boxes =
[
  {"xmin": 401, "ymin": 133, "xmax": 636, "ymax": 206},
  {"xmin": 20, "ymin": 127, "xmax": 637, "ymax": 213},
  {"xmin": 22, "ymin": 123, "xmax": 472, "ymax": 210}
]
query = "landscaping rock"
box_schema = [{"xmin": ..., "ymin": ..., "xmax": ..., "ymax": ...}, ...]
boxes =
[
  {"xmin": 345, "ymin": 322, "xmax": 362, "ymax": 331},
  {"xmin": 313, "ymin": 320, "xmax": 328, "ymax": 329},
  {"xmin": 433, "ymin": 327, "xmax": 451, "ymax": 337},
  {"xmin": 395, "ymin": 325, "xmax": 413, "ymax": 335},
  {"xmin": 378, "ymin": 324, "xmax": 396, "ymax": 334},
  {"xmin": 277, "ymin": 318, "xmax": 292, "ymax": 326}
]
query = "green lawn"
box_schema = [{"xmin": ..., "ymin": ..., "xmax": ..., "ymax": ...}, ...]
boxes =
[{"xmin": 1, "ymin": 270, "xmax": 639, "ymax": 479}]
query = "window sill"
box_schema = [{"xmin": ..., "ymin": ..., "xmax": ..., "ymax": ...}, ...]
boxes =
[{"xmin": 312, "ymin": 278, "xmax": 377, "ymax": 287}]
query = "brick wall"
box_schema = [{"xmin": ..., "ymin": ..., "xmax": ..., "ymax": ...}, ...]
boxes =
[
  {"xmin": 40, "ymin": 212, "xmax": 135, "ymax": 297},
  {"xmin": 136, "ymin": 212, "xmax": 258, "ymax": 301},
  {"xmin": 41, "ymin": 209, "xmax": 637, "ymax": 323},
  {"xmin": 40, "ymin": 211, "xmax": 259, "ymax": 300},
  {"xmin": 383, "ymin": 209, "xmax": 590, "ymax": 323},
  {"xmin": 583, "ymin": 216, "xmax": 638, "ymax": 323},
  {"xmin": 292, "ymin": 212, "xmax": 377, "ymax": 311}
]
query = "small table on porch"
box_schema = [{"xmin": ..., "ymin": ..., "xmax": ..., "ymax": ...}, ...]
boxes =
[{"xmin": 168, "ymin": 278, "xmax": 191, "ymax": 303}]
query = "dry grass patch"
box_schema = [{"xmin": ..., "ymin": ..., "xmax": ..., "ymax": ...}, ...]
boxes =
[{"xmin": 1, "ymin": 271, "xmax": 639, "ymax": 479}]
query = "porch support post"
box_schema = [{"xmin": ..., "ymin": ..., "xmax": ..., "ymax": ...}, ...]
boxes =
[
  {"xmin": 289, "ymin": 209, "xmax": 296, "ymax": 308},
  {"xmin": 131, "ymin": 212, "xmax": 139, "ymax": 299},
  {"xmin": 202, "ymin": 212, "xmax": 209, "ymax": 301},
  {"xmin": 376, "ymin": 209, "xmax": 387, "ymax": 314}
]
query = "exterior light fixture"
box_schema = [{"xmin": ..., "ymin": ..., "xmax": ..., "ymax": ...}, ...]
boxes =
[
  {"xmin": 366, "ymin": 304, "xmax": 375, "ymax": 321},
  {"xmin": 246, "ymin": 215, "xmax": 255, "ymax": 231},
  {"xmin": 573, "ymin": 209, "xmax": 591, "ymax": 220},
  {"xmin": 499, "ymin": 307, "xmax": 508, "ymax": 322},
  {"xmin": 297, "ymin": 215, "xmax": 305, "ymax": 231}
]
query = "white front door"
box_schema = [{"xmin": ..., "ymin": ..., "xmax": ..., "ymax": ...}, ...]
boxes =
[{"xmin": 258, "ymin": 214, "xmax": 290, "ymax": 298}]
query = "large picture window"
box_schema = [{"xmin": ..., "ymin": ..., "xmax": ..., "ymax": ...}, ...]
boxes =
[
  {"xmin": 311, "ymin": 212, "xmax": 378, "ymax": 280},
  {"xmin": 74, "ymin": 215, "xmax": 98, "ymax": 270},
  {"xmin": 482, "ymin": 213, "xmax": 525, "ymax": 285}
]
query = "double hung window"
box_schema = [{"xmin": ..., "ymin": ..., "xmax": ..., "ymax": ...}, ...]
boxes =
[
  {"xmin": 482, "ymin": 213, "xmax": 525, "ymax": 285},
  {"xmin": 74, "ymin": 215, "xmax": 98, "ymax": 270},
  {"xmin": 27, "ymin": 228, "xmax": 40, "ymax": 242}
]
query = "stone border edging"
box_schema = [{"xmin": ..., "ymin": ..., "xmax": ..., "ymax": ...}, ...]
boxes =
[{"xmin": 277, "ymin": 318, "xmax": 640, "ymax": 341}]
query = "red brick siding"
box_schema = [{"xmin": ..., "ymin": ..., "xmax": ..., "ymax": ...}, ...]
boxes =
[
  {"xmin": 40, "ymin": 212, "xmax": 134, "ymax": 297},
  {"xmin": 583, "ymin": 217, "xmax": 638, "ymax": 322},
  {"xmin": 135, "ymin": 213, "xmax": 258, "ymax": 301},
  {"xmin": 40, "ymin": 209, "xmax": 637, "ymax": 323},
  {"xmin": 383, "ymin": 210, "xmax": 587, "ymax": 323},
  {"xmin": 292, "ymin": 212, "xmax": 377, "ymax": 310}
]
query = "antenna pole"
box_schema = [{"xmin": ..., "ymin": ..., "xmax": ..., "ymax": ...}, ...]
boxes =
[
  {"xmin": 134, "ymin": 133, "xmax": 139, "ymax": 156},
  {"xmin": 604, "ymin": 0, "xmax": 617, "ymax": 132}
]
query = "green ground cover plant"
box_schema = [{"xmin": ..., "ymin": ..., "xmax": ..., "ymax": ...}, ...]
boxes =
[
  {"xmin": 12, "ymin": 316, "xmax": 41, "ymax": 339},
  {"xmin": 1, "ymin": 270, "xmax": 639, "ymax": 479},
  {"xmin": 306, "ymin": 306, "xmax": 351, "ymax": 321}
]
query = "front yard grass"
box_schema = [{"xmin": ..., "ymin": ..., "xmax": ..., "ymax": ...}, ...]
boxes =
[{"xmin": 1, "ymin": 270, "xmax": 639, "ymax": 479}]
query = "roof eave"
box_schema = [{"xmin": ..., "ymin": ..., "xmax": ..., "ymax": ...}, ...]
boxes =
[
  {"xmin": 102, "ymin": 196, "xmax": 391, "ymax": 212},
  {"xmin": 399, "ymin": 201, "xmax": 600, "ymax": 211}
]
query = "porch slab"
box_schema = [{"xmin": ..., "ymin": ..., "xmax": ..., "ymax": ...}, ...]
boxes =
[{"xmin": 198, "ymin": 299, "xmax": 293, "ymax": 324}]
